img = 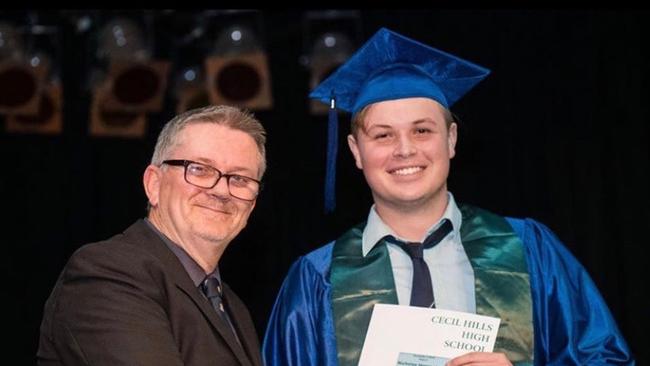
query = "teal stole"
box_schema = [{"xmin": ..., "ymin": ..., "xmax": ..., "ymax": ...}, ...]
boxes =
[{"xmin": 329, "ymin": 204, "xmax": 534, "ymax": 366}]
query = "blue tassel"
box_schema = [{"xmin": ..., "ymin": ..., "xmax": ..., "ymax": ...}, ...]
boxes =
[{"xmin": 324, "ymin": 96, "xmax": 338, "ymax": 213}]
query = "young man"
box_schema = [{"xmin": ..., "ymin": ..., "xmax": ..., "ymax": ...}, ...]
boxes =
[
  {"xmin": 38, "ymin": 105, "xmax": 265, "ymax": 365},
  {"xmin": 263, "ymin": 28, "xmax": 633, "ymax": 366}
]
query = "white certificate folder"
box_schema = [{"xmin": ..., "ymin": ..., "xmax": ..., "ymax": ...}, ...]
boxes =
[{"xmin": 358, "ymin": 304, "xmax": 501, "ymax": 366}]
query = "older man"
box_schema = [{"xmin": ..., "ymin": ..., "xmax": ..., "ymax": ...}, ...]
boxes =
[{"xmin": 38, "ymin": 105, "xmax": 265, "ymax": 366}]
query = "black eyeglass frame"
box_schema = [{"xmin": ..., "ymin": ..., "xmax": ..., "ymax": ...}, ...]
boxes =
[{"xmin": 161, "ymin": 159, "xmax": 262, "ymax": 201}]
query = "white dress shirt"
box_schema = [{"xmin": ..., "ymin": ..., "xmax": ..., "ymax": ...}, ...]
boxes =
[{"xmin": 361, "ymin": 192, "xmax": 476, "ymax": 312}]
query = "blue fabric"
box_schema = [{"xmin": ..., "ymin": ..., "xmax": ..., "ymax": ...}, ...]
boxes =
[
  {"xmin": 324, "ymin": 103, "xmax": 338, "ymax": 213},
  {"xmin": 263, "ymin": 244, "xmax": 338, "ymax": 366},
  {"xmin": 350, "ymin": 63, "xmax": 449, "ymax": 111},
  {"xmin": 309, "ymin": 27, "xmax": 490, "ymax": 115},
  {"xmin": 508, "ymin": 218, "xmax": 634, "ymax": 365},
  {"xmin": 263, "ymin": 217, "xmax": 634, "ymax": 366}
]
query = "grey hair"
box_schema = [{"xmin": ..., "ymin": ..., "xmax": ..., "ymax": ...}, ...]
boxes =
[{"xmin": 151, "ymin": 105, "xmax": 267, "ymax": 178}]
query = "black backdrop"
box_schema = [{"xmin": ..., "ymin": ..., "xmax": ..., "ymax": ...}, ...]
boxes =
[{"xmin": 2, "ymin": 9, "xmax": 648, "ymax": 365}]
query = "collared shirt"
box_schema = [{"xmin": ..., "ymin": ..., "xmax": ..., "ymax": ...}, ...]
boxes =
[
  {"xmin": 361, "ymin": 193, "xmax": 476, "ymax": 312},
  {"xmin": 144, "ymin": 218, "xmax": 222, "ymax": 288},
  {"xmin": 135, "ymin": 220, "xmax": 243, "ymax": 345}
]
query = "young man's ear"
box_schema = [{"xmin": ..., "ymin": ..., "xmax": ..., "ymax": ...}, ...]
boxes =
[
  {"xmin": 448, "ymin": 122, "xmax": 458, "ymax": 159},
  {"xmin": 347, "ymin": 134, "xmax": 364, "ymax": 170},
  {"xmin": 143, "ymin": 165, "xmax": 161, "ymax": 208}
]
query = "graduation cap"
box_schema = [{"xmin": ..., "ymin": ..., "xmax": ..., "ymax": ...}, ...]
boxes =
[{"xmin": 310, "ymin": 27, "xmax": 490, "ymax": 213}]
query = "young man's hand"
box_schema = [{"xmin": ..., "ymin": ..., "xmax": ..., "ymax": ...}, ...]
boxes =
[{"xmin": 446, "ymin": 351, "xmax": 512, "ymax": 366}]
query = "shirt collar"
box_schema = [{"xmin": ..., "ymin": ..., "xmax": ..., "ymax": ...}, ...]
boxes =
[
  {"xmin": 144, "ymin": 218, "xmax": 221, "ymax": 287},
  {"xmin": 361, "ymin": 192, "xmax": 462, "ymax": 257}
]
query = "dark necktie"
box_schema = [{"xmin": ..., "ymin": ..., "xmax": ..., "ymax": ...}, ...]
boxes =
[
  {"xmin": 384, "ymin": 218, "xmax": 453, "ymax": 308},
  {"xmin": 200, "ymin": 276, "xmax": 238, "ymax": 336}
]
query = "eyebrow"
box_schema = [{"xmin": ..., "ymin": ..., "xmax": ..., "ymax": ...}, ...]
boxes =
[
  {"xmin": 194, "ymin": 157, "xmax": 216, "ymax": 165},
  {"xmin": 367, "ymin": 117, "xmax": 438, "ymax": 129},
  {"xmin": 193, "ymin": 158, "xmax": 256, "ymax": 175},
  {"xmin": 412, "ymin": 118, "xmax": 438, "ymax": 125}
]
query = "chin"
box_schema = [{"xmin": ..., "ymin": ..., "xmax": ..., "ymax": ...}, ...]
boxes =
[
  {"xmin": 196, "ymin": 230, "xmax": 229, "ymax": 243},
  {"xmin": 392, "ymin": 189, "xmax": 433, "ymax": 202},
  {"xmin": 387, "ymin": 189, "xmax": 443, "ymax": 207}
]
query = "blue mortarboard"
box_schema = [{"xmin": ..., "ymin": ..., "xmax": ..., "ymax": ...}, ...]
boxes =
[{"xmin": 310, "ymin": 27, "xmax": 490, "ymax": 213}]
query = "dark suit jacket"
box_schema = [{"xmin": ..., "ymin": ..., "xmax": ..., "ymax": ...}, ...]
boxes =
[{"xmin": 38, "ymin": 220, "xmax": 262, "ymax": 366}]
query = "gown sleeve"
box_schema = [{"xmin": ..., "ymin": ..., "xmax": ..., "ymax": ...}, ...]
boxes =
[
  {"xmin": 262, "ymin": 243, "xmax": 339, "ymax": 366},
  {"xmin": 507, "ymin": 217, "xmax": 635, "ymax": 365}
]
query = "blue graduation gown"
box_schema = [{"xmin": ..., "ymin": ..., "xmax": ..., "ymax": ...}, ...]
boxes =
[{"xmin": 263, "ymin": 216, "xmax": 634, "ymax": 365}]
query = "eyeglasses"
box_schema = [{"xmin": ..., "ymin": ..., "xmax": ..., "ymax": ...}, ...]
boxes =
[{"xmin": 161, "ymin": 159, "xmax": 262, "ymax": 201}]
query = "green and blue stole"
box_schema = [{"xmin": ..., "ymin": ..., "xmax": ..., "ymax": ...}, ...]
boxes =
[{"xmin": 329, "ymin": 205, "xmax": 534, "ymax": 366}]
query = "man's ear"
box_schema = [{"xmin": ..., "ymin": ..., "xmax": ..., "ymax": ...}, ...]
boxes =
[
  {"xmin": 347, "ymin": 134, "xmax": 364, "ymax": 169},
  {"xmin": 143, "ymin": 165, "xmax": 161, "ymax": 207},
  {"xmin": 448, "ymin": 122, "xmax": 458, "ymax": 159}
]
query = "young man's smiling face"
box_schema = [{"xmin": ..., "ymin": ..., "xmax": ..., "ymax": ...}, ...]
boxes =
[{"xmin": 348, "ymin": 97, "xmax": 457, "ymax": 213}]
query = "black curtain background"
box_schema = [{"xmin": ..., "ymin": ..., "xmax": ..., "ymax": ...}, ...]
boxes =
[{"xmin": 2, "ymin": 9, "xmax": 648, "ymax": 365}]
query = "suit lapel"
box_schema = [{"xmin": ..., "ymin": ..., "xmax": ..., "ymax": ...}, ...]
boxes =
[
  {"xmin": 222, "ymin": 284, "xmax": 262, "ymax": 366},
  {"xmin": 122, "ymin": 220, "xmax": 253, "ymax": 366},
  {"xmin": 175, "ymin": 282, "xmax": 253, "ymax": 366}
]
